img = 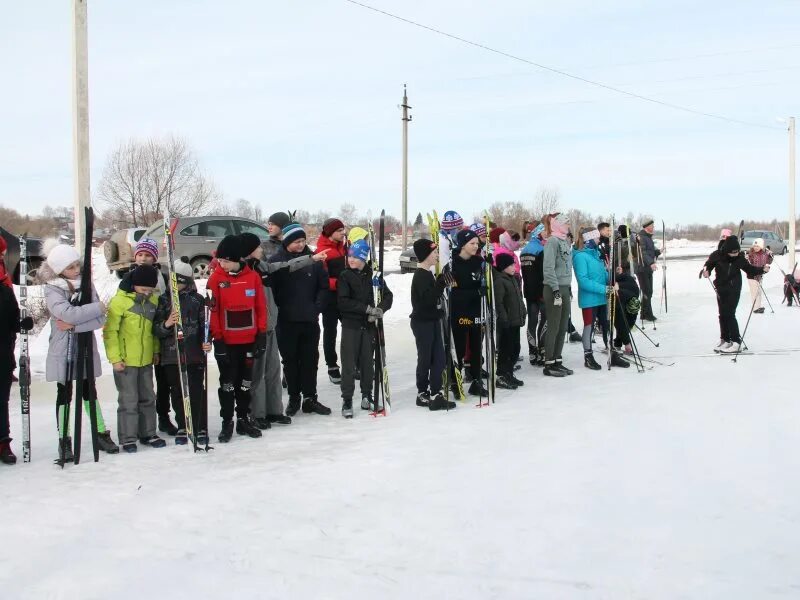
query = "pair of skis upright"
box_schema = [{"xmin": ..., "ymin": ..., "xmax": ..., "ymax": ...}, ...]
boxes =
[
  {"xmin": 367, "ymin": 210, "xmax": 390, "ymax": 416},
  {"xmin": 480, "ymin": 212, "xmax": 496, "ymax": 407}
]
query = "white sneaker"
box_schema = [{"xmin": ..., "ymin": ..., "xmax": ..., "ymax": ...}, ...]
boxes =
[
  {"xmin": 713, "ymin": 340, "xmax": 730, "ymax": 353},
  {"xmin": 720, "ymin": 342, "xmax": 741, "ymax": 354}
]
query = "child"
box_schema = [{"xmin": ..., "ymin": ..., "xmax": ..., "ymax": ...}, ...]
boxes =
[
  {"xmin": 153, "ymin": 258, "xmax": 211, "ymax": 445},
  {"xmin": 520, "ymin": 223, "xmax": 546, "ymax": 366},
  {"xmin": 409, "ymin": 239, "xmax": 456, "ymax": 411},
  {"xmin": 785, "ymin": 264, "xmax": 800, "ymax": 306},
  {"xmin": 336, "ymin": 240, "xmax": 394, "ymax": 417},
  {"xmin": 268, "ymin": 223, "xmax": 330, "ymax": 417},
  {"xmin": 104, "ymin": 264, "xmax": 165, "ymax": 452},
  {"xmin": 745, "ymin": 238, "xmax": 773, "ymax": 314},
  {"xmin": 494, "ymin": 230, "xmax": 522, "ymax": 277},
  {"xmin": 207, "ymin": 235, "xmax": 267, "ymax": 442},
  {"xmin": 315, "ymin": 217, "xmax": 348, "ymax": 385},
  {"xmin": 41, "ymin": 243, "xmax": 119, "ymax": 461},
  {"xmin": 702, "ymin": 236, "xmax": 769, "ymax": 353},
  {"xmin": 493, "ymin": 253, "xmax": 526, "ymax": 389}
]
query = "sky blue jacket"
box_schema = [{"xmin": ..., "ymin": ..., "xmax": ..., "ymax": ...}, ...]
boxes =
[{"xmin": 572, "ymin": 247, "xmax": 608, "ymax": 308}]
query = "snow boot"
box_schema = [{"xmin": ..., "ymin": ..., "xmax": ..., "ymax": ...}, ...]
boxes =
[
  {"xmin": 554, "ymin": 361, "xmax": 574, "ymax": 375},
  {"xmin": 122, "ymin": 443, "xmax": 137, "ymax": 453},
  {"xmin": 428, "ymin": 392, "xmax": 456, "ymax": 411},
  {"xmin": 267, "ymin": 414, "xmax": 292, "ymax": 425},
  {"xmin": 720, "ymin": 341, "xmax": 741, "ymax": 354},
  {"xmin": 254, "ymin": 417, "xmax": 272, "ymax": 430},
  {"xmin": 509, "ymin": 373, "xmax": 524, "ymax": 387},
  {"xmin": 584, "ymin": 353, "xmax": 602, "ymax": 371},
  {"xmin": 342, "ymin": 399, "xmax": 354, "ymax": 419},
  {"xmin": 361, "ymin": 395, "xmax": 373, "ymax": 410},
  {"xmin": 416, "ymin": 391, "xmax": 430, "ymax": 407},
  {"xmin": 543, "ymin": 362, "xmax": 566, "ymax": 377},
  {"xmin": 158, "ymin": 415, "xmax": 179, "ymax": 436},
  {"xmin": 58, "ymin": 436, "xmax": 74, "ymax": 463},
  {"xmin": 610, "ymin": 351, "xmax": 630, "ymax": 368},
  {"xmin": 714, "ymin": 341, "xmax": 731, "ymax": 353},
  {"xmin": 286, "ymin": 396, "xmax": 301, "ymax": 417},
  {"xmin": 328, "ymin": 366, "xmax": 342, "ymax": 385},
  {"xmin": 468, "ymin": 379, "xmax": 488, "ymax": 396},
  {"xmin": 196, "ymin": 431, "xmax": 209, "ymax": 445},
  {"xmin": 218, "ymin": 420, "xmax": 234, "ymax": 443},
  {"xmin": 97, "ymin": 431, "xmax": 119, "ymax": 454},
  {"xmin": 496, "ymin": 374, "xmax": 517, "ymax": 390},
  {"xmin": 140, "ymin": 435, "xmax": 167, "ymax": 448},
  {"xmin": 0, "ymin": 438, "xmax": 17, "ymax": 465},
  {"xmin": 569, "ymin": 331, "xmax": 582, "ymax": 343},
  {"xmin": 175, "ymin": 429, "xmax": 188, "ymax": 445},
  {"xmin": 302, "ymin": 395, "xmax": 332, "ymax": 416},
  {"xmin": 236, "ymin": 417, "xmax": 263, "ymax": 438}
]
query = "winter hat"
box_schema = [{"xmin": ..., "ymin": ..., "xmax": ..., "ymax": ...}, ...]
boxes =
[
  {"xmin": 617, "ymin": 224, "xmax": 629, "ymax": 238},
  {"xmin": 752, "ymin": 238, "xmax": 765, "ymax": 250},
  {"xmin": 469, "ymin": 222, "xmax": 487, "ymax": 237},
  {"xmin": 134, "ymin": 237, "xmax": 159, "ymax": 261},
  {"xmin": 46, "ymin": 244, "xmax": 81, "ymax": 275},
  {"xmin": 641, "ymin": 217, "xmax": 655, "ymax": 228},
  {"xmin": 488, "ymin": 227, "xmax": 506, "ymax": 245},
  {"xmin": 239, "ymin": 232, "xmax": 262, "ymax": 257},
  {"xmin": 173, "ymin": 257, "xmax": 194, "ymax": 284},
  {"xmin": 0, "ymin": 236, "xmax": 6, "ymax": 253},
  {"xmin": 281, "ymin": 222, "xmax": 306, "ymax": 247},
  {"xmin": 720, "ymin": 228, "xmax": 733, "ymax": 239},
  {"xmin": 499, "ymin": 231, "xmax": 521, "ymax": 251},
  {"xmin": 580, "ymin": 227, "xmax": 601, "ymax": 244},
  {"xmin": 348, "ymin": 226, "xmax": 368, "ymax": 244},
  {"xmin": 268, "ymin": 212, "xmax": 291, "ymax": 229},
  {"xmin": 722, "ymin": 235, "xmax": 741, "ymax": 253},
  {"xmin": 454, "ymin": 228, "xmax": 478, "ymax": 249},
  {"xmin": 322, "ymin": 218, "xmax": 345, "ymax": 238},
  {"xmin": 495, "ymin": 253, "xmax": 515, "ymax": 272},
  {"xmin": 216, "ymin": 235, "xmax": 244, "ymax": 262},
  {"xmin": 550, "ymin": 216, "xmax": 570, "ymax": 241},
  {"xmin": 131, "ymin": 264, "xmax": 159, "ymax": 288},
  {"xmin": 441, "ymin": 210, "xmax": 464, "ymax": 232},
  {"xmin": 413, "ymin": 238, "xmax": 437, "ymax": 262},
  {"xmin": 348, "ymin": 239, "xmax": 370, "ymax": 262}
]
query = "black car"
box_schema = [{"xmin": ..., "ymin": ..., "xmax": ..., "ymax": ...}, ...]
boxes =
[{"xmin": 0, "ymin": 227, "xmax": 44, "ymax": 285}]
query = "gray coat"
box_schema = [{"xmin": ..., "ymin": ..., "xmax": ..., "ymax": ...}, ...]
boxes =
[
  {"xmin": 256, "ymin": 239, "xmax": 314, "ymax": 331},
  {"xmin": 636, "ymin": 230, "xmax": 660, "ymax": 271},
  {"xmin": 542, "ymin": 236, "xmax": 574, "ymax": 291},
  {"xmin": 44, "ymin": 278, "xmax": 104, "ymax": 383}
]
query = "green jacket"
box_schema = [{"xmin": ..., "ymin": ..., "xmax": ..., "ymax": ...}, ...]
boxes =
[{"xmin": 103, "ymin": 289, "xmax": 160, "ymax": 367}]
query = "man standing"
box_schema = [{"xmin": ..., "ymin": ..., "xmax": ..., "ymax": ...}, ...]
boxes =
[
  {"xmin": 314, "ymin": 217, "xmax": 347, "ymax": 384},
  {"xmin": 635, "ymin": 218, "xmax": 661, "ymax": 322}
]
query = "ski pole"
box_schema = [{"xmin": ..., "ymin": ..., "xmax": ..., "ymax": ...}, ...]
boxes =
[
  {"xmin": 732, "ymin": 291, "xmax": 761, "ymax": 363},
  {"xmin": 613, "ymin": 291, "xmax": 645, "ymax": 373},
  {"xmin": 633, "ymin": 323, "xmax": 660, "ymax": 348},
  {"xmin": 757, "ymin": 280, "xmax": 774, "ymax": 314}
]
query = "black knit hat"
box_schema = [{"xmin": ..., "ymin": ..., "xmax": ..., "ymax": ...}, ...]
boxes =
[
  {"xmin": 617, "ymin": 224, "xmax": 629, "ymax": 238},
  {"xmin": 413, "ymin": 238, "xmax": 436, "ymax": 262},
  {"xmin": 216, "ymin": 235, "xmax": 244, "ymax": 262},
  {"xmin": 130, "ymin": 264, "xmax": 159, "ymax": 288},
  {"xmin": 495, "ymin": 253, "xmax": 515, "ymax": 272},
  {"xmin": 722, "ymin": 235, "xmax": 741, "ymax": 253},
  {"xmin": 239, "ymin": 232, "xmax": 262, "ymax": 257},
  {"xmin": 455, "ymin": 228, "xmax": 478, "ymax": 249},
  {"xmin": 268, "ymin": 212, "xmax": 291, "ymax": 229}
]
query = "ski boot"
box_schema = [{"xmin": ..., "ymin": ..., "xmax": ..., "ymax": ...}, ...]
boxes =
[
  {"xmin": 97, "ymin": 431, "xmax": 120, "ymax": 454},
  {"xmin": 236, "ymin": 416, "xmax": 263, "ymax": 438},
  {"xmin": 428, "ymin": 392, "xmax": 456, "ymax": 411},
  {"xmin": 196, "ymin": 431, "xmax": 209, "ymax": 446},
  {"xmin": 218, "ymin": 420, "xmax": 234, "ymax": 443},
  {"xmin": 267, "ymin": 414, "xmax": 292, "ymax": 425},
  {"xmin": 122, "ymin": 443, "xmax": 137, "ymax": 453},
  {"xmin": 175, "ymin": 429, "xmax": 188, "ymax": 445},
  {"xmin": 286, "ymin": 396, "xmax": 301, "ymax": 417},
  {"xmin": 253, "ymin": 417, "xmax": 272, "ymax": 430},
  {"xmin": 0, "ymin": 438, "xmax": 17, "ymax": 465},
  {"xmin": 158, "ymin": 415, "xmax": 179, "ymax": 436},
  {"xmin": 468, "ymin": 379, "xmax": 488, "ymax": 396},
  {"xmin": 302, "ymin": 395, "xmax": 332, "ymax": 416},
  {"xmin": 342, "ymin": 399, "xmax": 354, "ymax": 419},
  {"xmin": 569, "ymin": 331, "xmax": 582, "ymax": 343},
  {"xmin": 543, "ymin": 362, "xmax": 566, "ymax": 377},
  {"xmin": 416, "ymin": 391, "xmax": 430, "ymax": 407},
  {"xmin": 554, "ymin": 361, "xmax": 574, "ymax": 376},
  {"xmin": 584, "ymin": 353, "xmax": 602, "ymax": 370},
  {"xmin": 496, "ymin": 374, "xmax": 517, "ymax": 390},
  {"xmin": 509, "ymin": 373, "xmax": 524, "ymax": 387},
  {"xmin": 58, "ymin": 436, "xmax": 74, "ymax": 463},
  {"xmin": 610, "ymin": 351, "xmax": 630, "ymax": 368},
  {"xmin": 140, "ymin": 435, "xmax": 167, "ymax": 448},
  {"xmin": 361, "ymin": 395, "xmax": 373, "ymax": 410},
  {"xmin": 328, "ymin": 367, "xmax": 342, "ymax": 385}
]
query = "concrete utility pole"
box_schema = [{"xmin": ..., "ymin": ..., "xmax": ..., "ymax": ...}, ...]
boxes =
[
  {"xmin": 789, "ymin": 117, "xmax": 796, "ymax": 270},
  {"xmin": 401, "ymin": 85, "xmax": 412, "ymax": 249},
  {"xmin": 72, "ymin": 0, "xmax": 91, "ymax": 251}
]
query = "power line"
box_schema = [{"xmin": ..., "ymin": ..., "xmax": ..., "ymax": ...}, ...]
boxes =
[{"xmin": 343, "ymin": 0, "xmax": 784, "ymax": 131}]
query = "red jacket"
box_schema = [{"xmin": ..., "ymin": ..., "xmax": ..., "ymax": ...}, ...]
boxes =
[
  {"xmin": 315, "ymin": 234, "xmax": 347, "ymax": 291},
  {"xmin": 207, "ymin": 264, "xmax": 266, "ymax": 345}
]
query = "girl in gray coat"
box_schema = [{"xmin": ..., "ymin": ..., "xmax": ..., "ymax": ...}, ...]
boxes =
[
  {"xmin": 40, "ymin": 243, "xmax": 118, "ymax": 461},
  {"xmin": 541, "ymin": 214, "xmax": 574, "ymax": 377}
]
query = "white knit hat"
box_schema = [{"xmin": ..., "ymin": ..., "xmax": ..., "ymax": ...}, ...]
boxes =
[
  {"xmin": 752, "ymin": 238, "xmax": 764, "ymax": 250},
  {"xmin": 173, "ymin": 258, "xmax": 194, "ymax": 282},
  {"xmin": 46, "ymin": 244, "xmax": 81, "ymax": 275}
]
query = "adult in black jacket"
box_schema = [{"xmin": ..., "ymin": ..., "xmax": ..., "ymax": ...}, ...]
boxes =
[
  {"xmin": 336, "ymin": 240, "xmax": 393, "ymax": 416},
  {"xmin": 703, "ymin": 236, "xmax": 769, "ymax": 353},
  {"xmin": 635, "ymin": 218, "xmax": 661, "ymax": 322},
  {"xmin": 268, "ymin": 223, "xmax": 330, "ymax": 416},
  {"xmin": 0, "ymin": 281, "xmax": 31, "ymax": 464},
  {"xmin": 450, "ymin": 229, "xmax": 486, "ymax": 396}
]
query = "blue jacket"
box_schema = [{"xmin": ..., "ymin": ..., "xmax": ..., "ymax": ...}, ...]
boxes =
[
  {"xmin": 521, "ymin": 236, "xmax": 544, "ymax": 256},
  {"xmin": 572, "ymin": 247, "xmax": 608, "ymax": 308}
]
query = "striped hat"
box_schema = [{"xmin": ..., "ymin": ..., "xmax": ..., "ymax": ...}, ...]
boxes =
[
  {"xmin": 441, "ymin": 210, "xmax": 464, "ymax": 232},
  {"xmin": 469, "ymin": 222, "xmax": 487, "ymax": 237},
  {"xmin": 282, "ymin": 222, "xmax": 306, "ymax": 247},
  {"xmin": 135, "ymin": 237, "xmax": 159, "ymax": 260}
]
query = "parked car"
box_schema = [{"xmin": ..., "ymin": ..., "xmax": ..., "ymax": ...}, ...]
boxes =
[
  {"xmin": 103, "ymin": 227, "xmax": 148, "ymax": 278},
  {"xmin": 140, "ymin": 216, "xmax": 271, "ymax": 279},
  {"xmin": 0, "ymin": 227, "xmax": 44, "ymax": 285},
  {"xmin": 399, "ymin": 248, "xmax": 418, "ymax": 273},
  {"xmin": 741, "ymin": 230, "xmax": 787, "ymax": 255}
]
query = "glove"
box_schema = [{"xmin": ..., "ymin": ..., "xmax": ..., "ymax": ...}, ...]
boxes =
[
  {"xmin": 253, "ymin": 332, "xmax": 267, "ymax": 358},
  {"xmin": 552, "ymin": 290, "xmax": 562, "ymax": 306},
  {"xmin": 437, "ymin": 272, "xmax": 455, "ymax": 288},
  {"xmin": 366, "ymin": 306, "xmax": 384, "ymax": 320},
  {"xmin": 213, "ymin": 340, "xmax": 229, "ymax": 366},
  {"xmin": 19, "ymin": 316, "xmax": 34, "ymax": 331}
]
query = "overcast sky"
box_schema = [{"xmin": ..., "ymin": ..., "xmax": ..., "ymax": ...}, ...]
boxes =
[{"xmin": 1, "ymin": 0, "xmax": 798, "ymax": 226}]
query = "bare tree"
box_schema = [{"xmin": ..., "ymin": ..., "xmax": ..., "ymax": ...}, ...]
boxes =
[
  {"xmin": 96, "ymin": 135, "xmax": 220, "ymax": 227},
  {"xmin": 531, "ymin": 186, "xmax": 561, "ymax": 219},
  {"xmin": 338, "ymin": 202, "xmax": 359, "ymax": 226},
  {"xmin": 482, "ymin": 201, "xmax": 530, "ymax": 233}
]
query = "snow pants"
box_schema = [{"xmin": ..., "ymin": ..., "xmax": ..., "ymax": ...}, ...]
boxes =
[
  {"xmin": 114, "ymin": 365, "xmax": 157, "ymax": 445},
  {"xmin": 543, "ymin": 285, "xmax": 571, "ymax": 363},
  {"xmin": 636, "ymin": 268, "xmax": 654, "ymax": 318},
  {"xmin": 526, "ymin": 299, "xmax": 546, "ymax": 356},
  {"xmin": 163, "ymin": 363, "xmax": 207, "ymax": 433},
  {"xmin": 322, "ymin": 299, "xmax": 340, "ymax": 369},
  {"xmin": 154, "ymin": 364, "xmax": 172, "ymax": 420},
  {"xmin": 411, "ymin": 317, "xmax": 445, "ymax": 395},
  {"xmin": 56, "ymin": 380, "xmax": 108, "ymax": 436},
  {"xmin": 498, "ymin": 325, "xmax": 520, "ymax": 376},
  {"xmin": 0, "ymin": 358, "xmax": 11, "ymax": 441},
  {"xmin": 716, "ymin": 289, "xmax": 742, "ymax": 343},
  {"xmin": 340, "ymin": 326, "xmax": 374, "ymax": 401},
  {"xmin": 216, "ymin": 344, "xmax": 254, "ymax": 421},
  {"xmin": 747, "ymin": 279, "xmax": 763, "ymax": 311},
  {"xmin": 277, "ymin": 321, "xmax": 320, "ymax": 399},
  {"xmin": 250, "ymin": 330, "xmax": 285, "ymax": 419},
  {"xmin": 452, "ymin": 322, "xmax": 482, "ymax": 380}
]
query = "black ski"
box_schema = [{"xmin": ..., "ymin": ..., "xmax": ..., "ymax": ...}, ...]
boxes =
[
  {"xmin": 661, "ymin": 220, "xmax": 668, "ymax": 313},
  {"xmin": 18, "ymin": 235, "xmax": 32, "ymax": 462}
]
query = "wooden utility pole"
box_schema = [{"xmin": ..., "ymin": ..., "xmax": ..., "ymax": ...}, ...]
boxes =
[
  {"xmin": 72, "ymin": 0, "xmax": 91, "ymax": 250},
  {"xmin": 401, "ymin": 85, "xmax": 412, "ymax": 249},
  {"xmin": 789, "ymin": 117, "xmax": 796, "ymax": 269}
]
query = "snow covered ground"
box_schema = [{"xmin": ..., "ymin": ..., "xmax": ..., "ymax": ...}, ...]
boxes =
[{"xmin": 4, "ymin": 252, "xmax": 800, "ymax": 599}]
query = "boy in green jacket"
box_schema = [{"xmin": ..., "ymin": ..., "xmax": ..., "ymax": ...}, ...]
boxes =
[{"xmin": 103, "ymin": 265, "xmax": 165, "ymax": 452}]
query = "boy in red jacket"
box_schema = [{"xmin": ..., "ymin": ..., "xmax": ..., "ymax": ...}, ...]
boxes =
[
  {"xmin": 315, "ymin": 217, "xmax": 347, "ymax": 384},
  {"xmin": 207, "ymin": 235, "xmax": 267, "ymax": 442}
]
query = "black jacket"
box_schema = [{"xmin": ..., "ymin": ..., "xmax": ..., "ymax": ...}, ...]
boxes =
[
  {"xmin": 337, "ymin": 265, "xmax": 393, "ymax": 330},
  {"xmin": 0, "ymin": 283, "xmax": 21, "ymax": 366},
  {"xmin": 704, "ymin": 251, "xmax": 764, "ymax": 293},
  {"xmin": 493, "ymin": 269, "xmax": 526, "ymax": 329},
  {"xmin": 268, "ymin": 246, "xmax": 329, "ymax": 322},
  {"xmin": 153, "ymin": 286, "xmax": 207, "ymax": 365},
  {"xmin": 450, "ymin": 254, "xmax": 484, "ymax": 323},
  {"xmin": 520, "ymin": 252, "xmax": 544, "ymax": 301},
  {"xmin": 410, "ymin": 268, "xmax": 447, "ymax": 321},
  {"xmin": 635, "ymin": 230, "xmax": 661, "ymax": 271},
  {"xmin": 616, "ymin": 272, "xmax": 640, "ymax": 315}
]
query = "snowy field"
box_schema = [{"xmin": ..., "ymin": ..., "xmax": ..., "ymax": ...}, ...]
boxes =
[{"xmin": 3, "ymin": 250, "xmax": 800, "ymax": 599}]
